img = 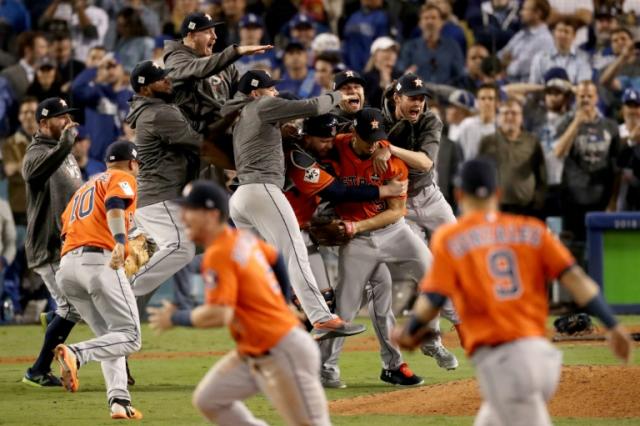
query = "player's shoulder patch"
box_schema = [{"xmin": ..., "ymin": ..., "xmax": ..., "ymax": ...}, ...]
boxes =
[
  {"xmin": 303, "ymin": 167, "xmax": 321, "ymax": 183},
  {"xmin": 118, "ymin": 180, "xmax": 135, "ymax": 196},
  {"xmin": 290, "ymin": 147, "xmax": 317, "ymax": 170}
]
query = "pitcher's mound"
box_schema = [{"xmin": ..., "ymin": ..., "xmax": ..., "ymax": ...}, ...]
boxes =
[{"xmin": 330, "ymin": 365, "xmax": 640, "ymax": 418}]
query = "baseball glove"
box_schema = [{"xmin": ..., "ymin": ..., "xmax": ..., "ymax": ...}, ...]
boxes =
[
  {"xmin": 307, "ymin": 219, "xmax": 356, "ymax": 246},
  {"xmin": 124, "ymin": 234, "xmax": 154, "ymax": 278},
  {"xmin": 554, "ymin": 313, "xmax": 594, "ymax": 335}
]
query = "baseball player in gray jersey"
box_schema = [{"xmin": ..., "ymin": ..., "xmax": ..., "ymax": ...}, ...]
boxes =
[
  {"xmin": 320, "ymin": 108, "xmax": 427, "ymax": 388},
  {"xmin": 125, "ymin": 61, "xmax": 203, "ymax": 300},
  {"xmin": 221, "ymin": 69, "xmax": 365, "ymax": 340},
  {"xmin": 380, "ymin": 73, "xmax": 461, "ymax": 370},
  {"xmin": 331, "ymin": 70, "xmax": 366, "ymax": 133},
  {"xmin": 54, "ymin": 142, "xmax": 142, "ymax": 420},
  {"xmin": 21, "ymin": 97, "xmax": 83, "ymax": 387}
]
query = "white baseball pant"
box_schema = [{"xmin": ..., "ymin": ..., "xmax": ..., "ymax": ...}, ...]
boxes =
[
  {"xmin": 229, "ymin": 183, "xmax": 334, "ymax": 324},
  {"xmin": 33, "ymin": 262, "xmax": 81, "ymax": 323},
  {"xmin": 56, "ymin": 248, "xmax": 141, "ymax": 403}
]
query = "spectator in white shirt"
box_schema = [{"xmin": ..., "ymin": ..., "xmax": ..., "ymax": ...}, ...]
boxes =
[{"xmin": 456, "ymin": 83, "xmax": 498, "ymax": 160}]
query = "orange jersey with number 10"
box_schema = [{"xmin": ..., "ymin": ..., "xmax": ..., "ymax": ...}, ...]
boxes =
[
  {"xmin": 420, "ymin": 212, "xmax": 575, "ymax": 356},
  {"xmin": 61, "ymin": 169, "xmax": 137, "ymax": 257}
]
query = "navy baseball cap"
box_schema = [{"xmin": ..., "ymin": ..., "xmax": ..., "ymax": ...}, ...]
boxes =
[
  {"xmin": 622, "ymin": 88, "xmax": 640, "ymax": 106},
  {"xmin": 290, "ymin": 13, "xmax": 314, "ymax": 29},
  {"xmin": 105, "ymin": 141, "xmax": 139, "ymax": 163},
  {"xmin": 395, "ymin": 73, "xmax": 429, "ymax": 97},
  {"xmin": 354, "ymin": 108, "xmax": 387, "ymax": 144},
  {"xmin": 180, "ymin": 12, "xmax": 222, "ymax": 37},
  {"xmin": 130, "ymin": 61, "xmax": 172, "ymax": 93},
  {"xmin": 238, "ymin": 70, "xmax": 280, "ymax": 94},
  {"xmin": 448, "ymin": 89, "xmax": 476, "ymax": 112},
  {"xmin": 284, "ymin": 41, "xmax": 306, "ymax": 54},
  {"xmin": 176, "ymin": 180, "xmax": 229, "ymax": 217},
  {"xmin": 239, "ymin": 13, "xmax": 264, "ymax": 29},
  {"xmin": 333, "ymin": 70, "xmax": 365, "ymax": 90},
  {"xmin": 455, "ymin": 158, "xmax": 498, "ymax": 199},
  {"xmin": 303, "ymin": 114, "xmax": 338, "ymax": 138},
  {"xmin": 36, "ymin": 97, "xmax": 78, "ymax": 122},
  {"xmin": 544, "ymin": 67, "xmax": 572, "ymax": 92}
]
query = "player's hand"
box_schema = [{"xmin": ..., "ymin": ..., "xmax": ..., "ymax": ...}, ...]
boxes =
[
  {"xmin": 391, "ymin": 326, "xmax": 421, "ymax": 351},
  {"xmin": 380, "ymin": 175, "xmax": 408, "ymax": 198},
  {"xmin": 60, "ymin": 121, "xmax": 79, "ymax": 145},
  {"xmin": 607, "ymin": 324, "xmax": 633, "ymax": 364},
  {"xmin": 109, "ymin": 243, "xmax": 125, "ymax": 270},
  {"xmin": 147, "ymin": 300, "xmax": 177, "ymax": 334},
  {"xmin": 372, "ymin": 146, "xmax": 391, "ymax": 175},
  {"xmin": 236, "ymin": 45, "xmax": 273, "ymax": 56}
]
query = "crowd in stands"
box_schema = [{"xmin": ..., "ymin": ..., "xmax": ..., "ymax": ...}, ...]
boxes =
[{"xmin": 1, "ymin": 0, "xmax": 639, "ymax": 321}]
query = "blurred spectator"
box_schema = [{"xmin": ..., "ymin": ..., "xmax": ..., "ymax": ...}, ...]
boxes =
[
  {"xmin": 548, "ymin": 0, "xmax": 593, "ymax": 47},
  {"xmin": 71, "ymin": 126, "xmax": 106, "ymax": 181},
  {"xmin": 314, "ymin": 51, "xmax": 342, "ymax": 93},
  {"xmin": 555, "ymin": 81, "xmax": 620, "ymax": 242},
  {"xmin": 235, "ymin": 14, "xmax": 278, "ymax": 76},
  {"xmin": 583, "ymin": 5, "xmax": 621, "ymax": 72},
  {"xmin": 363, "ymin": 36, "xmax": 401, "ymax": 109},
  {"xmin": 169, "ymin": 0, "xmax": 199, "ymax": 36},
  {"xmin": 529, "ymin": 17, "xmax": 592, "ymax": 84},
  {"xmin": 426, "ymin": 0, "xmax": 467, "ymax": 54},
  {"xmin": 71, "ymin": 55, "xmax": 132, "ymax": 162},
  {"xmin": 276, "ymin": 42, "xmax": 322, "ymax": 98},
  {"xmin": 40, "ymin": 0, "xmax": 109, "ymax": 62},
  {"xmin": 436, "ymin": 129, "xmax": 464, "ymax": 210},
  {"xmin": 126, "ymin": 0, "xmax": 161, "ymax": 37},
  {"xmin": 467, "ymin": 0, "xmax": 521, "ymax": 52},
  {"xmin": 289, "ymin": 13, "xmax": 316, "ymax": 50},
  {"xmin": 456, "ymin": 83, "xmax": 498, "ymax": 160},
  {"xmin": 399, "ymin": 4, "xmax": 464, "ymax": 85},
  {"xmin": 152, "ymin": 35, "xmax": 172, "ymax": 65},
  {"xmin": 599, "ymin": 27, "xmax": 640, "ymax": 93},
  {"xmin": 26, "ymin": 57, "xmax": 66, "ymax": 102},
  {"xmin": 51, "ymin": 32, "xmax": 86, "ymax": 87},
  {"xmin": 2, "ymin": 97, "xmax": 37, "ymax": 231},
  {"xmin": 342, "ymin": 0, "xmax": 393, "ymax": 72},
  {"xmin": 445, "ymin": 89, "xmax": 476, "ymax": 141},
  {"xmin": 0, "ymin": 0, "xmax": 31, "ymax": 34},
  {"xmin": 311, "ymin": 32, "xmax": 341, "ymax": 58},
  {"xmin": 0, "ymin": 197, "xmax": 16, "ymax": 274},
  {"xmin": 616, "ymin": 88, "xmax": 640, "ymax": 211},
  {"xmin": 528, "ymin": 67, "xmax": 573, "ymax": 216},
  {"xmin": 332, "ymin": 69, "xmax": 366, "ymax": 132},
  {"xmin": 114, "ymin": 7, "xmax": 154, "ymax": 73},
  {"xmin": 85, "ymin": 44, "xmax": 107, "ymax": 68},
  {"xmin": 480, "ymin": 54, "xmax": 508, "ymax": 86},
  {"xmin": 0, "ymin": 31, "xmax": 49, "ymax": 101},
  {"xmin": 499, "ymin": 0, "xmax": 554, "ymax": 83},
  {"xmin": 479, "ymin": 98, "xmax": 546, "ymax": 216},
  {"xmin": 213, "ymin": 0, "xmax": 247, "ymax": 51},
  {"xmin": 450, "ymin": 43, "xmax": 489, "ymax": 93}
]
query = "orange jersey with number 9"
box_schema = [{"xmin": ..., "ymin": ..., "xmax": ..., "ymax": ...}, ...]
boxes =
[
  {"xmin": 420, "ymin": 211, "xmax": 575, "ymax": 356},
  {"xmin": 202, "ymin": 227, "xmax": 300, "ymax": 356},
  {"xmin": 61, "ymin": 169, "xmax": 137, "ymax": 256}
]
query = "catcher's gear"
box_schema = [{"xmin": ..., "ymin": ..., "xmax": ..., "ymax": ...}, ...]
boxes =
[
  {"xmin": 124, "ymin": 234, "xmax": 154, "ymax": 278},
  {"xmin": 307, "ymin": 218, "xmax": 356, "ymax": 246},
  {"xmin": 554, "ymin": 313, "xmax": 594, "ymax": 335}
]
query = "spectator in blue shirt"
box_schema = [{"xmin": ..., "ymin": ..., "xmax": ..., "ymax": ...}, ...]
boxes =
[
  {"xmin": 235, "ymin": 14, "xmax": 279, "ymax": 76},
  {"xmin": 398, "ymin": 4, "xmax": 464, "ymax": 85},
  {"xmin": 289, "ymin": 13, "xmax": 316, "ymax": 50},
  {"xmin": 0, "ymin": 0, "xmax": 31, "ymax": 34},
  {"xmin": 114, "ymin": 7, "xmax": 154, "ymax": 73},
  {"xmin": 342, "ymin": 0, "xmax": 393, "ymax": 72},
  {"xmin": 426, "ymin": 0, "xmax": 467, "ymax": 54},
  {"xmin": 467, "ymin": 0, "xmax": 521, "ymax": 52},
  {"xmin": 71, "ymin": 55, "xmax": 133, "ymax": 163},
  {"xmin": 276, "ymin": 42, "xmax": 322, "ymax": 98}
]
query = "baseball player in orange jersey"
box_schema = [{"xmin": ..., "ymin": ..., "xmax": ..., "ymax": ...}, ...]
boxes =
[
  {"xmin": 147, "ymin": 180, "xmax": 331, "ymax": 426},
  {"xmin": 395, "ymin": 158, "xmax": 633, "ymax": 426},
  {"xmin": 52, "ymin": 141, "xmax": 143, "ymax": 420},
  {"xmin": 319, "ymin": 108, "xmax": 428, "ymax": 387}
]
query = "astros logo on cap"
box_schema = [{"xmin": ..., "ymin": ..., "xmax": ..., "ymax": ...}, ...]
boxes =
[{"xmin": 371, "ymin": 119, "xmax": 379, "ymax": 129}]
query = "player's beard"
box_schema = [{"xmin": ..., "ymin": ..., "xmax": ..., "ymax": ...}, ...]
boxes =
[{"xmin": 152, "ymin": 89, "xmax": 175, "ymax": 104}]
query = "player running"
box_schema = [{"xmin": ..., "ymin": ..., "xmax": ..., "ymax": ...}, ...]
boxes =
[
  {"xmin": 147, "ymin": 180, "xmax": 331, "ymax": 426},
  {"xmin": 54, "ymin": 142, "xmax": 143, "ymax": 420},
  {"xmin": 395, "ymin": 158, "xmax": 633, "ymax": 426}
]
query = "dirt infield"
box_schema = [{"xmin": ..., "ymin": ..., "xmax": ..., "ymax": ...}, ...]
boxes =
[{"xmin": 330, "ymin": 365, "xmax": 640, "ymax": 418}]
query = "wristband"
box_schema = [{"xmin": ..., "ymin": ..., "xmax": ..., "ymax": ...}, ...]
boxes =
[
  {"xmin": 171, "ymin": 309, "xmax": 193, "ymax": 327},
  {"xmin": 584, "ymin": 294, "xmax": 618, "ymax": 329},
  {"xmin": 114, "ymin": 233, "xmax": 126, "ymax": 245}
]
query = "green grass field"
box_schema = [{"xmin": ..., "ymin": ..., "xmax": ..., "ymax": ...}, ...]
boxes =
[{"xmin": 1, "ymin": 317, "xmax": 639, "ymax": 425}]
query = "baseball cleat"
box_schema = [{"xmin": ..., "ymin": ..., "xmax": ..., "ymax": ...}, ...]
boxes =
[
  {"xmin": 421, "ymin": 343, "xmax": 459, "ymax": 370},
  {"xmin": 380, "ymin": 363, "xmax": 424, "ymax": 386},
  {"xmin": 321, "ymin": 376, "xmax": 347, "ymax": 389},
  {"xmin": 22, "ymin": 369, "xmax": 62, "ymax": 387},
  {"xmin": 110, "ymin": 399, "xmax": 143, "ymax": 420},
  {"xmin": 311, "ymin": 317, "xmax": 366, "ymax": 341},
  {"xmin": 55, "ymin": 344, "xmax": 79, "ymax": 392}
]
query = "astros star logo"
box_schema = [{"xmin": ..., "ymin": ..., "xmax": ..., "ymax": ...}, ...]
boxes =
[
  {"xmin": 346, "ymin": 71, "xmax": 354, "ymax": 77},
  {"xmin": 59, "ymin": 99, "xmax": 67, "ymax": 107},
  {"xmin": 371, "ymin": 119, "xmax": 379, "ymax": 129},
  {"xmin": 414, "ymin": 78, "xmax": 423, "ymax": 87}
]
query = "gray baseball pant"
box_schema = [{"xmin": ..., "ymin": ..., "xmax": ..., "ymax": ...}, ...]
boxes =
[
  {"xmin": 321, "ymin": 219, "xmax": 431, "ymax": 380},
  {"xmin": 192, "ymin": 327, "xmax": 331, "ymax": 426},
  {"xmin": 229, "ymin": 183, "xmax": 334, "ymax": 324},
  {"xmin": 33, "ymin": 262, "xmax": 81, "ymax": 323},
  {"xmin": 472, "ymin": 338, "xmax": 562, "ymax": 426},
  {"xmin": 131, "ymin": 201, "xmax": 196, "ymax": 297},
  {"xmin": 302, "ymin": 230, "xmax": 332, "ymax": 292},
  {"xmin": 56, "ymin": 249, "xmax": 141, "ymax": 403}
]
